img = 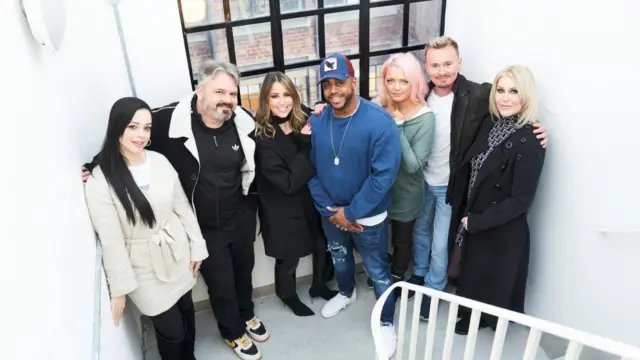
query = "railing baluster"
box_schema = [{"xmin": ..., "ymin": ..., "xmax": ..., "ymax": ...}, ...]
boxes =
[
  {"xmin": 408, "ymin": 293, "xmax": 423, "ymax": 360},
  {"xmin": 423, "ymin": 296, "xmax": 439, "ymax": 360},
  {"xmin": 489, "ymin": 317, "xmax": 509, "ymax": 360},
  {"xmin": 442, "ymin": 302, "xmax": 459, "ymax": 360},
  {"xmin": 522, "ymin": 328, "xmax": 542, "ymax": 360},
  {"xmin": 396, "ymin": 287, "xmax": 409, "ymax": 360},
  {"xmin": 565, "ymin": 341, "xmax": 584, "ymax": 360},
  {"xmin": 462, "ymin": 309, "xmax": 482, "ymax": 360}
]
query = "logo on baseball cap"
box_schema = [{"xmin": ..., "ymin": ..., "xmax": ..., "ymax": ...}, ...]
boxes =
[{"xmin": 318, "ymin": 53, "xmax": 355, "ymax": 82}]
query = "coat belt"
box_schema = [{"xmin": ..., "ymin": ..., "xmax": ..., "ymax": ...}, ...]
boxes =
[{"xmin": 126, "ymin": 223, "xmax": 184, "ymax": 283}]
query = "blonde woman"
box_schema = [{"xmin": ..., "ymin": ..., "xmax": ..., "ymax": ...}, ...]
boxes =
[
  {"xmin": 451, "ymin": 65, "xmax": 546, "ymax": 335},
  {"xmin": 376, "ymin": 53, "xmax": 435, "ymax": 287},
  {"xmin": 85, "ymin": 97, "xmax": 209, "ymax": 359}
]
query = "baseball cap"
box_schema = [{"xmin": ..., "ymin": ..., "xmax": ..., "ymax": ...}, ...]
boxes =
[{"xmin": 318, "ymin": 53, "xmax": 355, "ymax": 82}]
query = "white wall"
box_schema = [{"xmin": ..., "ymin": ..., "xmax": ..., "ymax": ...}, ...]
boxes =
[
  {"xmin": 1, "ymin": 0, "xmax": 139, "ymax": 359},
  {"xmin": 445, "ymin": 0, "xmax": 640, "ymax": 347}
]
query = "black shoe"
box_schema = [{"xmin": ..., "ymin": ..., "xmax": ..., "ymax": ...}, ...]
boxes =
[
  {"xmin": 366, "ymin": 277, "xmax": 374, "ymax": 289},
  {"xmin": 281, "ymin": 296, "xmax": 315, "ymax": 316},
  {"xmin": 309, "ymin": 285, "xmax": 339, "ymax": 301},
  {"xmin": 419, "ymin": 296, "xmax": 432, "ymax": 320},
  {"xmin": 391, "ymin": 272, "xmax": 404, "ymax": 299},
  {"xmin": 406, "ymin": 274, "xmax": 424, "ymax": 299},
  {"xmin": 454, "ymin": 315, "xmax": 489, "ymax": 335}
]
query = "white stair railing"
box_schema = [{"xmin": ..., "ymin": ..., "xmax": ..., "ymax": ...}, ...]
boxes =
[{"xmin": 371, "ymin": 282, "xmax": 640, "ymax": 360}]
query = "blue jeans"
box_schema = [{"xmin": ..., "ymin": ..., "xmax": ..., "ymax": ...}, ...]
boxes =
[
  {"xmin": 412, "ymin": 184, "xmax": 451, "ymax": 291},
  {"xmin": 321, "ymin": 217, "xmax": 395, "ymax": 325}
]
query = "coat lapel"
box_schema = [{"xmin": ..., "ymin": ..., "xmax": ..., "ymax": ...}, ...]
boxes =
[
  {"xmin": 466, "ymin": 131, "xmax": 517, "ymax": 206},
  {"xmin": 168, "ymin": 93, "xmax": 200, "ymax": 164}
]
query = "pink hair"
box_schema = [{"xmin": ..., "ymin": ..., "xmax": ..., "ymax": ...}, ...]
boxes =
[{"xmin": 378, "ymin": 53, "xmax": 428, "ymax": 108}]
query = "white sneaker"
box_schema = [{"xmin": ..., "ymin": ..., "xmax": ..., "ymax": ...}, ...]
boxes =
[
  {"xmin": 320, "ymin": 289, "xmax": 357, "ymax": 318},
  {"xmin": 379, "ymin": 323, "xmax": 397, "ymax": 359}
]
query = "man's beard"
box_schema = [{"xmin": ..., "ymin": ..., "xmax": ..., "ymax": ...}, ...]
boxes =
[
  {"xmin": 333, "ymin": 91, "xmax": 355, "ymax": 111},
  {"xmin": 207, "ymin": 103, "xmax": 234, "ymax": 121}
]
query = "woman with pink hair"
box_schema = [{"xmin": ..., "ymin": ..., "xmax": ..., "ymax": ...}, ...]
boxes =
[{"xmin": 378, "ymin": 53, "xmax": 436, "ymax": 286}]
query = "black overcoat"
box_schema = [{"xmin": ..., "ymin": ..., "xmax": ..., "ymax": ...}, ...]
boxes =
[
  {"xmin": 251, "ymin": 117, "xmax": 322, "ymax": 259},
  {"xmin": 453, "ymin": 118, "xmax": 546, "ymax": 323}
]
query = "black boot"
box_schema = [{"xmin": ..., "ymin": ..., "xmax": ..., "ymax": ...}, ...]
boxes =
[
  {"xmin": 281, "ymin": 296, "xmax": 315, "ymax": 316},
  {"xmin": 155, "ymin": 319, "xmax": 186, "ymax": 360},
  {"xmin": 310, "ymin": 246, "xmax": 338, "ymax": 300}
]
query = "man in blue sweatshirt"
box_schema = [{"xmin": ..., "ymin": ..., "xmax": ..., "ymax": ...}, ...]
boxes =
[{"xmin": 308, "ymin": 53, "xmax": 401, "ymax": 359}]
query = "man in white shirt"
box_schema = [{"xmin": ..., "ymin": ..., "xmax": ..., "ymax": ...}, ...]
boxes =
[{"xmin": 409, "ymin": 36, "xmax": 548, "ymax": 320}]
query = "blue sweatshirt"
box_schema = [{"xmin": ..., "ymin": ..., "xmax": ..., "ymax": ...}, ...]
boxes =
[{"xmin": 308, "ymin": 97, "xmax": 401, "ymax": 222}]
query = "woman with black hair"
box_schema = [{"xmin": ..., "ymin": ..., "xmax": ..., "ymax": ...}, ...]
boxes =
[{"xmin": 85, "ymin": 97, "xmax": 209, "ymax": 360}]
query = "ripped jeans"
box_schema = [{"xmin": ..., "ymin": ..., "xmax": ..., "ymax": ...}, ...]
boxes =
[{"xmin": 321, "ymin": 217, "xmax": 395, "ymax": 324}]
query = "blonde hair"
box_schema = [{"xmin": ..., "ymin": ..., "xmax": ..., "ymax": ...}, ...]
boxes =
[
  {"xmin": 489, "ymin": 65, "xmax": 539, "ymax": 128},
  {"xmin": 424, "ymin": 36, "xmax": 460, "ymax": 58},
  {"xmin": 255, "ymin": 72, "xmax": 307, "ymax": 138}
]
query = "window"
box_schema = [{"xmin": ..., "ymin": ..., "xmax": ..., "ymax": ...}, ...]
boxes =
[{"xmin": 179, "ymin": 0, "xmax": 445, "ymax": 112}]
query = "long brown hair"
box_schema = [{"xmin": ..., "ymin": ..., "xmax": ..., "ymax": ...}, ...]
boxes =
[{"xmin": 255, "ymin": 71, "xmax": 307, "ymax": 138}]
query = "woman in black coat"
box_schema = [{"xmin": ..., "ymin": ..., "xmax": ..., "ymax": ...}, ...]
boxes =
[
  {"xmin": 251, "ymin": 71, "xmax": 337, "ymax": 316},
  {"xmin": 450, "ymin": 65, "xmax": 546, "ymax": 335}
]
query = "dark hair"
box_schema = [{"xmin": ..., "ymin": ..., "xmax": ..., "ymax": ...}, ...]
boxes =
[{"xmin": 97, "ymin": 97, "xmax": 156, "ymax": 228}]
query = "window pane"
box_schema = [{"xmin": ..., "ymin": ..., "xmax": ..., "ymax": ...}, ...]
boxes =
[
  {"xmin": 240, "ymin": 74, "xmax": 265, "ymax": 114},
  {"xmin": 186, "ymin": 30, "xmax": 229, "ymax": 79},
  {"xmin": 233, "ymin": 0, "xmax": 269, "ymax": 21},
  {"xmin": 324, "ymin": 0, "xmax": 355, "ymax": 8},
  {"xmin": 285, "ymin": 67, "xmax": 321, "ymax": 107},
  {"xmin": 368, "ymin": 50, "xmax": 425, "ymax": 98},
  {"xmin": 233, "ymin": 24, "xmax": 274, "ymax": 72},
  {"xmin": 409, "ymin": 0, "xmax": 442, "ymax": 45},
  {"xmin": 282, "ymin": 17, "xmax": 319, "ymax": 65},
  {"xmin": 370, "ymin": 5, "xmax": 403, "ymax": 51},
  {"xmin": 181, "ymin": 0, "xmax": 224, "ymax": 26},
  {"xmin": 280, "ymin": 0, "xmax": 317, "ymax": 14},
  {"xmin": 325, "ymin": 11, "xmax": 359, "ymax": 55}
]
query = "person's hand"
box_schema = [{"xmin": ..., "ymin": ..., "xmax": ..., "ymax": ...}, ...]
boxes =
[
  {"xmin": 81, "ymin": 166, "xmax": 90, "ymax": 183},
  {"xmin": 190, "ymin": 261, "xmax": 202, "ymax": 277},
  {"xmin": 301, "ymin": 122, "xmax": 312, "ymax": 135},
  {"xmin": 533, "ymin": 123, "xmax": 548, "ymax": 149},
  {"xmin": 461, "ymin": 216, "xmax": 468, "ymax": 230},
  {"xmin": 313, "ymin": 103, "xmax": 327, "ymax": 115},
  {"xmin": 391, "ymin": 108, "xmax": 405, "ymax": 126},
  {"xmin": 111, "ymin": 295, "xmax": 126, "ymax": 326},
  {"xmin": 327, "ymin": 206, "xmax": 363, "ymax": 232}
]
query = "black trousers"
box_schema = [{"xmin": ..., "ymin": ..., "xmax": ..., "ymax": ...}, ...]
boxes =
[
  {"xmin": 150, "ymin": 291, "xmax": 196, "ymax": 360},
  {"xmin": 199, "ymin": 208, "xmax": 257, "ymax": 341},
  {"xmin": 274, "ymin": 235, "xmax": 332, "ymax": 299},
  {"xmin": 390, "ymin": 219, "xmax": 416, "ymax": 276}
]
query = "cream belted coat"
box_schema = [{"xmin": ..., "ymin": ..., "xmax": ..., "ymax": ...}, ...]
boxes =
[{"xmin": 85, "ymin": 151, "xmax": 209, "ymax": 316}]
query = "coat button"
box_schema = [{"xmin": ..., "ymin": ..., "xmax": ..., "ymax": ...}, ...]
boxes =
[
  {"xmin": 505, "ymin": 142, "xmax": 512, "ymax": 149},
  {"xmin": 521, "ymin": 136, "xmax": 527, "ymax": 143},
  {"xmin": 191, "ymin": 174, "xmax": 197, "ymax": 180},
  {"xmin": 517, "ymin": 154, "xmax": 522, "ymax": 161},
  {"xmin": 501, "ymin": 164, "xmax": 507, "ymax": 170},
  {"xmin": 495, "ymin": 184, "xmax": 502, "ymax": 190}
]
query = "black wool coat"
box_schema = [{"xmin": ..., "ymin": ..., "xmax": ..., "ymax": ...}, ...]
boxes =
[
  {"xmin": 452, "ymin": 118, "xmax": 546, "ymax": 323},
  {"xmin": 250, "ymin": 116, "xmax": 322, "ymax": 259}
]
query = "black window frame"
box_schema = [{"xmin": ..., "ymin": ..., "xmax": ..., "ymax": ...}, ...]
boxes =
[{"xmin": 177, "ymin": 0, "xmax": 447, "ymax": 103}]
